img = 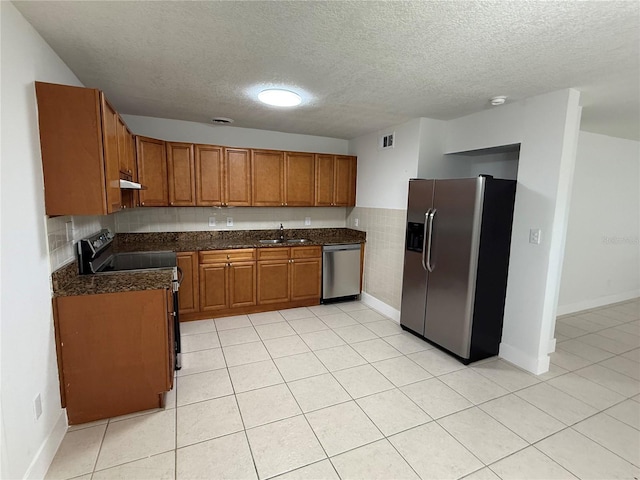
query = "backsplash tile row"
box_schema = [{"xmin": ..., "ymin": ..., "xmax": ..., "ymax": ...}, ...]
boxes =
[
  {"xmin": 347, "ymin": 207, "xmax": 406, "ymax": 310},
  {"xmin": 114, "ymin": 207, "xmax": 348, "ymax": 233}
]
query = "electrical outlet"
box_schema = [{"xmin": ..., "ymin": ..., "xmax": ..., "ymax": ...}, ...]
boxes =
[
  {"xmin": 354, "ymin": 218, "xmax": 359, "ymax": 227},
  {"xmin": 34, "ymin": 394, "xmax": 42, "ymax": 420},
  {"xmin": 304, "ymin": 217, "xmax": 311, "ymax": 226},
  {"xmin": 226, "ymin": 217, "xmax": 233, "ymax": 227},
  {"xmin": 529, "ymin": 228, "xmax": 541, "ymax": 245},
  {"xmin": 208, "ymin": 216, "xmax": 216, "ymax": 227}
]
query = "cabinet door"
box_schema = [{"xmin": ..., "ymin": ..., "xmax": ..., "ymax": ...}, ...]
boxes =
[
  {"xmin": 126, "ymin": 129, "xmax": 140, "ymax": 207},
  {"xmin": 177, "ymin": 252, "xmax": 199, "ymax": 315},
  {"xmin": 224, "ymin": 148, "xmax": 251, "ymax": 206},
  {"xmin": 285, "ymin": 152, "xmax": 315, "ymax": 206},
  {"xmin": 137, "ymin": 136, "xmax": 168, "ymax": 207},
  {"xmin": 165, "ymin": 289, "xmax": 175, "ymax": 390},
  {"xmin": 100, "ymin": 95, "xmax": 122, "ymax": 213},
  {"xmin": 334, "ymin": 155, "xmax": 356, "ymax": 206},
  {"xmin": 290, "ymin": 257, "xmax": 322, "ymax": 301},
  {"xmin": 315, "ymin": 154, "xmax": 334, "ymax": 206},
  {"xmin": 199, "ymin": 264, "xmax": 228, "ymax": 311},
  {"xmin": 195, "ymin": 145, "xmax": 223, "ymax": 206},
  {"xmin": 252, "ymin": 150, "xmax": 284, "ymax": 206},
  {"xmin": 116, "ymin": 116, "xmax": 129, "ymax": 175},
  {"xmin": 167, "ymin": 142, "xmax": 196, "ymax": 206},
  {"xmin": 229, "ymin": 261, "xmax": 257, "ymax": 308},
  {"xmin": 257, "ymin": 260, "xmax": 290, "ymax": 304}
]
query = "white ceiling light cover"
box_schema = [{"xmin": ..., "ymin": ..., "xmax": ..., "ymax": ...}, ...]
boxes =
[{"xmin": 257, "ymin": 89, "xmax": 302, "ymax": 107}]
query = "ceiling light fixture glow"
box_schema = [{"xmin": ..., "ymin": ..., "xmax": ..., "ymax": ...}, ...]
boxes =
[
  {"xmin": 490, "ymin": 96, "xmax": 507, "ymax": 106},
  {"xmin": 258, "ymin": 89, "xmax": 302, "ymax": 107}
]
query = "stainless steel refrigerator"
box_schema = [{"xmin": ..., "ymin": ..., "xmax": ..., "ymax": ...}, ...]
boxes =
[{"xmin": 400, "ymin": 176, "xmax": 516, "ymax": 363}]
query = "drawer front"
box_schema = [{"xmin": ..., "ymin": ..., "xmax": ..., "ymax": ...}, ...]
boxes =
[
  {"xmin": 257, "ymin": 247, "xmax": 290, "ymax": 261},
  {"xmin": 199, "ymin": 248, "xmax": 255, "ymax": 263},
  {"xmin": 291, "ymin": 246, "xmax": 322, "ymax": 259}
]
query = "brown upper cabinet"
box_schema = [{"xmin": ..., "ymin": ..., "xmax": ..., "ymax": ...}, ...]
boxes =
[
  {"xmin": 35, "ymin": 82, "xmax": 124, "ymax": 215},
  {"xmin": 195, "ymin": 145, "xmax": 224, "ymax": 206},
  {"xmin": 136, "ymin": 136, "xmax": 168, "ymax": 207},
  {"xmin": 252, "ymin": 150, "xmax": 284, "ymax": 206},
  {"xmin": 167, "ymin": 142, "xmax": 196, "ymax": 206},
  {"xmin": 285, "ymin": 152, "xmax": 315, "ymax": 206},
  {"xmin": 315, "ymin": 154, "xmax": 356, "ymax": 207},
  {"xmin": 224, "ymin": 148, "xmax": 252, "ymax": 206}
]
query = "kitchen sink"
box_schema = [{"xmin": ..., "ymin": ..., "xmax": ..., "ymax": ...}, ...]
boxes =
[
  {"xmin": 286, "ymin": 239, "xmax": 309, "ymax": 244},
  {"xmin": 259, "ymin": 239, "xmax": 284, "ymax": 244},
  {"xmin": 258, "ymin": 238, "xmax": 310, "ymax": 244}
]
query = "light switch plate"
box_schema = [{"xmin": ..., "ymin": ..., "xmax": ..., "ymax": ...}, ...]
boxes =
[
  {"xmin": 529, "ymin": 228, "xmax": 541, "ymax": 245},
  {"xmin": 304, "ymin": 217, "xmax": 311, "ymax": 226},
  {"xmin": 208, "ymin": 216, "xmax": 216, "ymax": 227},
  {"xmin": 354, "ymin": 218, "xmax": 359, "ymax": 227},
  {"xmin": 226, "ymin": 217, "xmax": 233, "ymax": 227}
]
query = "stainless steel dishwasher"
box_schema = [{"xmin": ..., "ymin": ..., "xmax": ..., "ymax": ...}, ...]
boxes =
[{"xmin": 322, "ymin": 244, "xmax": 361, "ymax": 301}]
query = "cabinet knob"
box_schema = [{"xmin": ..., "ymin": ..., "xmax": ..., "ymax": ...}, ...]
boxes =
[
  {"xmin": 285, "ymin": 203, "xmax": 287, "ymax": 206},
  {"xmin": 127, "ymin": 169, "xmax": 132, "ymax": 174},
  {"xmin": 170, "ymin": 202, "xmax": 174, "ymax": 206},
  {"xmin": 141, "ymin": 202, "xmax": 145, "ymax": 206},
  {"xmin": 227, "ymin": 254, "xmax": 230, "ymax": 259}
]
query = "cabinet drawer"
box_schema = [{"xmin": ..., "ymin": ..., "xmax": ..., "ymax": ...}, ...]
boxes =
[
  {"xmin": 199, "ymin": 248, "xmax": 255, "ymax": 263},
  {"xmin": 257, "ymin": 247, "xmax": 290, "ymax": 261},
  {"xmin": 291, "ymin": 246, "xmax": 322, "ymax": 259}
]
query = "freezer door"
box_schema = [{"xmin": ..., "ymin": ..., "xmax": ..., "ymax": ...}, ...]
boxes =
[
  {"xmin": 424, "ymin": 177, "xmax": 485, "ymax": 358},
  {"xmin": 400, "ymin": 179, "xmax": 434, "ymax": 336}
]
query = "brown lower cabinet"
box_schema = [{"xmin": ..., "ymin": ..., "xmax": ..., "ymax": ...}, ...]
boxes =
[
  {"xmin": 257, "ymin": 247, "xmax": 321, "ymax": 304},
  {"xmin": 53, "ymin": 289, "xmax": 174, "ymax": 425}
]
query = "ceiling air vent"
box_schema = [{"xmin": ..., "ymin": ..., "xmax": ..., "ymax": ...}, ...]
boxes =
[{"xmin": 379, "ymin": 132, "xmax": 395, "ymax": 149}]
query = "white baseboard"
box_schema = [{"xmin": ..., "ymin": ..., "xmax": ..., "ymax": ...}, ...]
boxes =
[
  {"xmin": 360, "ymin": 292, "xmax": 401, "ymax": 323},
  {"xmin": 24, "ymin": 410, "xmax": 67, "ymax": 480},
  {"xmin": 499, "ymin": 342, "xmax": 550, "ymax": 375},
  {"xmin": 556, "ymin": 290, "xmax": 640, "ymax": 316},
  {"xmin": 548, "ymin": 337, "xmax": 557, "ymax": 354}
]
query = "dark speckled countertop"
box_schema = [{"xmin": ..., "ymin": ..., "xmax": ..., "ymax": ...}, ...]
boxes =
[{"xmin": 52, "ymin": 228, "xmax": 366, "ymax": 297}]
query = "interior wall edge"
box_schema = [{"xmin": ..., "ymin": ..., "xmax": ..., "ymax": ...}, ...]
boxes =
[
  {"xmin": 555, "ymin": 290, "xmax": 640, "ymax": 316},
  {"xmin": 22, "ymin": 411, "xmax": 66, "ymax": 480},
  {"xmin": 360, "ymin": 292, "xmax": 401, "ymax": 323},
  {"xmin": 498, "ymin": 341, "xmax": 550, "ymax": 375}
]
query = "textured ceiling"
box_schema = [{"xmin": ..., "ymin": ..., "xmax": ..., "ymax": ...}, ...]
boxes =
[{"xmin": 13, "ymin": 1, "xmax": 640, "ymax": 140}]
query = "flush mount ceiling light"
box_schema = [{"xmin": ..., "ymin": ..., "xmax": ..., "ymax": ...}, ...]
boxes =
[
  {"xmin": 258, "ymin": 89, "xmax": 302, "ymax": 107},
  {"xmin": 212, "ymin": 117, "xmax": 234, "ymax": 125},
  {"xmin": 490, "ymin": 96, "xmax": 507, "ymax": 106}
]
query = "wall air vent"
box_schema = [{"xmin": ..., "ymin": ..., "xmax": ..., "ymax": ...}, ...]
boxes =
[{"xmin": 379, "ymin": 132, "xmax": 395, "ymax": 150}]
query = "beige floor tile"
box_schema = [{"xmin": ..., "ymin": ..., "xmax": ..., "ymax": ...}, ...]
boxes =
[
  {"xmin": 556, "ymin": 338, "xmax": 615, "ymax": 362},
  {"xmin": 536, "ymin": 362, "xmax": 568, "ymax": 381},
  {"xmin": 95, "ymin": 409, "xmax": 175, "ymax": 470},
  {"xmin": 306, "ymin": 401, "xmax": 383, "ymax": 456},
  {"xmin": 605, "ymin": 399, "xmax": 640, "ymax": 429},
  {"xmin": 248, "ymin": 310, "xmax": 286, "ymax": 326},
  {"xmin": 402, "ymin": 377, "xmax": 472, "ymax": 419},
  {"xmin": 272, "ymin": 460, "xmax": 339, "ymax": 480},
  {"xmin": 228, "ymin": 360, "xmax": 284, "ymax": 393},
  {"xmin": 577, "ymin": 333, "xmax": 631, "ymax": 355},
  {"xmin": 214, "ymin": 314, "xmax": 251, "ymax": 331},
  {"xmin": 273, "ymin": 351, "xmax": 328, "ymax": 381},
  {"xmin": 44, "ymin": 424, "xmax": 106, "ymax": 480},
  {"xmin": 371, "ymin": 355, "xmax": 432, "ymax": 387},
  {"xmin": 389, "ymin": 422, "xmax": 483, "ymax": 480},
  {"xmin": 440, "ymin": 368, "xmax": 509, "ymax": 404},
  {"xmin": 351, "ymin": 338, "xmax": 403, "ymax": 362},
  {"xmin": 176, "ymin": 431, "xmax": 257, "ymax": 480},
  {"xmin": 279, "ymin": 307, "xmax": 315, "ymax": 321},
  {"xmin": 479, "ymin": 394, "xmax": 565, "ymax": 443},
  {"xmin": 177, "ymin": 347, "xmax": 226, "ymax": 376},
  {"xmin": 600, "ymin": 355, "xmax": 640, "ymax": 380},
  {"xmin": 181, "ymin": 331, "xmax": 220, "ymax": 353},
  {"xmin": 549, "ymin": 350, "xmax": 592, "ymax": 371},
  {"xmin": 222, "ymin": 341, "xmax": 271, "ymax": 367},
  {"xmin": 331, "ymin": 439, "xmax": 419, "ymax": 480},
  {"xmin": 573, "ymin": 363, "xmax": 640, "ymax": 397},
  {"xmin": 287, "ymin": 317, "xmax": 329, "ymax": 334},
  {"xmin": 92, "ymin": 451, "xmax": 175, "ymax": 480},
  {"xmin": 217, "ymin": 326, "xmax": 260, "ymax": 347},
  {"xmin": 560, "ymin": 316, "xmax": 606, "ymax": 333},
  {"xmin": 573, "ymin": 413, "xmax": 640, "ymax": 466},
  {"xmin": 287, "ymin": 373, "xmax": 351, "ymax": 412},
  {"xmin": 336, "ymin": 301, "xmax": 370, "ymax": 312},
  {"xmin": 317, "ymin": 312, "xmax": 359, "ymax": 329},
  {"xmin": 536, "ymin": 428, "xmax": 639, "ymax": 479},
  {"xmin": 438, "ymin": 407, "xmax": 527, "ymax": 464},
  {"xmin": 598, "ymin": 327, "xmax": 640, "ymax": 348},
  {"xmin": 365, "ymin": 320, "xmax": 403, "ymax": 337},
  {"xmin": 622, "ymin": 347, "xmax": 640, "ymax": 362},
  {"xmin": 313, "ymin": 344, "xmax": 367, "ymax": 371},
  {"xmin": 555, "ymin": 333, "xmax": 571, "ymax": 343},
  {"xmin": 598, "ymin": 307, "xmax": 639, "ymax": 322},
  {"xmin": 348, "ymin": 308, "xmax": 385, "ymax": 323},
  {"xmin": 299, "ymin": 330, "xmax": 346, "ymax": 351},
  {"xmin": 180, "ymin": 319, "xmax": 216, "ymax": 336},
  {"xmin": 263, "ymin": 335, "xmax": 310, "ymax": 358},
  {"xmin": 515, "ymin": 382, "xmax": 597, "ymax": 425},
  {"xmin": 255, "ymin": 321, "xmax": 296, "ymax": 340},
  {"xmin": 177, "ymin": 368, "xmax": 233, "ymax": 406},
  {"xmin": 548, "ymin": 372, "xmax": 625, "ymax": 410},
  {"xmin": 555, "ymin": 323, "xmax": 589, "ymax": 339},
  {"xmin": 471, "ymin": 358, "xmax": 540, "ymax": 391},
  {"xmin": 107, "ymin": 408, "xmax": 164, "ymax": 424},
  {"xmin": 332, "ymin": 324, "xmax": 378, "ymax": 344},
  {"xmin": 236, "ymin": 384, "xmax": 301, "ymax": 429},
  {"xmin": 333, "ymin": 364, "xmax": 394, "ymax": 398},
  {"xmin": 177, "ymin": 395, "xmax": 243, "ymax": 447},
  {"xmin": 66, "ymin": 419, "xmax": 108, "ymax": 432},
  {"xmin": 580, "ymin": 311, "xmax": 626, "ymax": 328},
  {"xmin": 165, "ymin": 385, "xmax": 176, "ymax": 409},
  {"xmin": 357, "ymin": 388, "xmax": 431, "ymax": 436},
  {"xmin": 489, "ymin": 447, "xmax": 578, "ymax": 480},
  {"xmin": 383, "ymin": 333, "xmax": 431, "ymax": 354},
  {"xmin": 246, "ymin": 415, "xmax": 326, "ymax": 479},
  {"xmin": 461, "ymin": 468, "xmax": 501, "ymax": 480},
  {"xmin": 308, "ymin": 304, "xmax": 341, "ymax": 316},
  {"xmin": 617, "ymin": 324, "xmax": 640, "ymax": 337},
  {"xmin": 407, "ymin": 349, "xmax": 466, "ymax": 376}
]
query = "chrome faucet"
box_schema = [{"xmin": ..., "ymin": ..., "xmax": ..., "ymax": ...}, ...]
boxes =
[{"xmin": 279, "ymin": 223, "xmax": 285, "ymax": 241}]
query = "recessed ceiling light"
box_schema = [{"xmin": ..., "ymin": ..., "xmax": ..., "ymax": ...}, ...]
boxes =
[
  {"xmin": 258, "ymin": 89, "xmax": 302, "ymax": 107},
  {"xmin": 212, "ymin": 117, "xmax": 233, "ymax": 125},
  {"xmin": 490, "ymin": 96, "xmax": 507, "ymax": 106}
]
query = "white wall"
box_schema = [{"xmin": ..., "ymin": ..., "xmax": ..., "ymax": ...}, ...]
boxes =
[
  {"xmin": 444, "ymin": 89, "xmax": 582, "ymax": 374},
  {"xmin": 558, "ymin": 131, "xmax": 640, "ymax": 313},
  {"xmin": 122, "ymin": 115, "xmax": 349, "ymax": 154},
  {"xmin": 0, "ymin": 3, "xmax": 84, "ymax": 478}
]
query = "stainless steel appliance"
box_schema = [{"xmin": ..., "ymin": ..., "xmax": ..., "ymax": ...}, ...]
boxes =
[
  {"xmin": 78, "ymin": 229, "xmax": 182, "ymax": 369},
  {"xmin": 322, "ymin": 244, "xmax": 361, "ymax": 302},
  {"xmin": 400, "ymin": 176, "xmax": 516, "ymax": 363}
]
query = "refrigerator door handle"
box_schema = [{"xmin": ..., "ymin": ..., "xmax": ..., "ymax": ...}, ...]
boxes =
[
  {"xmin": 421, "ymin": 209, "xmax": 432, "ymax": 271},
  {"xmin": 426, "ymin": 208, "xmax": 437, "ymax": 272}
]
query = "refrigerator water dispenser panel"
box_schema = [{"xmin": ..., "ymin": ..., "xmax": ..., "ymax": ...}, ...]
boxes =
[{"xmin": 406, "ymin": 222, "xmax": 425, "ymax": 252}]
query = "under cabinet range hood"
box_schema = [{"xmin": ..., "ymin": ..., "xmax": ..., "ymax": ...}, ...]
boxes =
[{"xmin": 119, "ymin": 179, "xmax": 146, "ymax": 190}]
